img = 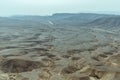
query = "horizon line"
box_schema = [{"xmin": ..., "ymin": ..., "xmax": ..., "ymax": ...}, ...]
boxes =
[{"xmin": 1, "ymin": 12, "xmax": 120, "ymax": 17}]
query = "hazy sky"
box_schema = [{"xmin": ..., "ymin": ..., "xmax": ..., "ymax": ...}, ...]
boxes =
[{"xmin": 0, "ymin": 0, "xmax": 120, "ymax": 16}]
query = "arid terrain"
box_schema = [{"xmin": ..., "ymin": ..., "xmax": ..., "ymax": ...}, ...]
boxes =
[{"xmin": 0, "ymin": 13, "xmax": 120, "ymax": 80}]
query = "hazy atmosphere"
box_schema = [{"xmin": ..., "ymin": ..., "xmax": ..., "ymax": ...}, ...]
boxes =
[
  {"xmin": 0, "ymin": 0, "xmax": 120, "ymax": 80},
  {"xmin": 0, "ymin": 0, "xmax": 120, "ymax": 16}
]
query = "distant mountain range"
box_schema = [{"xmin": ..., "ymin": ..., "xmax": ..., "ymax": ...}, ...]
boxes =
[{"xmin": 0, "ymin": 13, "xmax": 120, "ymax": 29}]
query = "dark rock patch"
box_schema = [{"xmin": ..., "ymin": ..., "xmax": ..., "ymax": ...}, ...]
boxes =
[
  {"xmin": 61, "ymin": 66, "xmax": 79, "ymax": 74},
  {"xmin": 0, "ymin": 59, "xmax": 45, "ymax": 73}
]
